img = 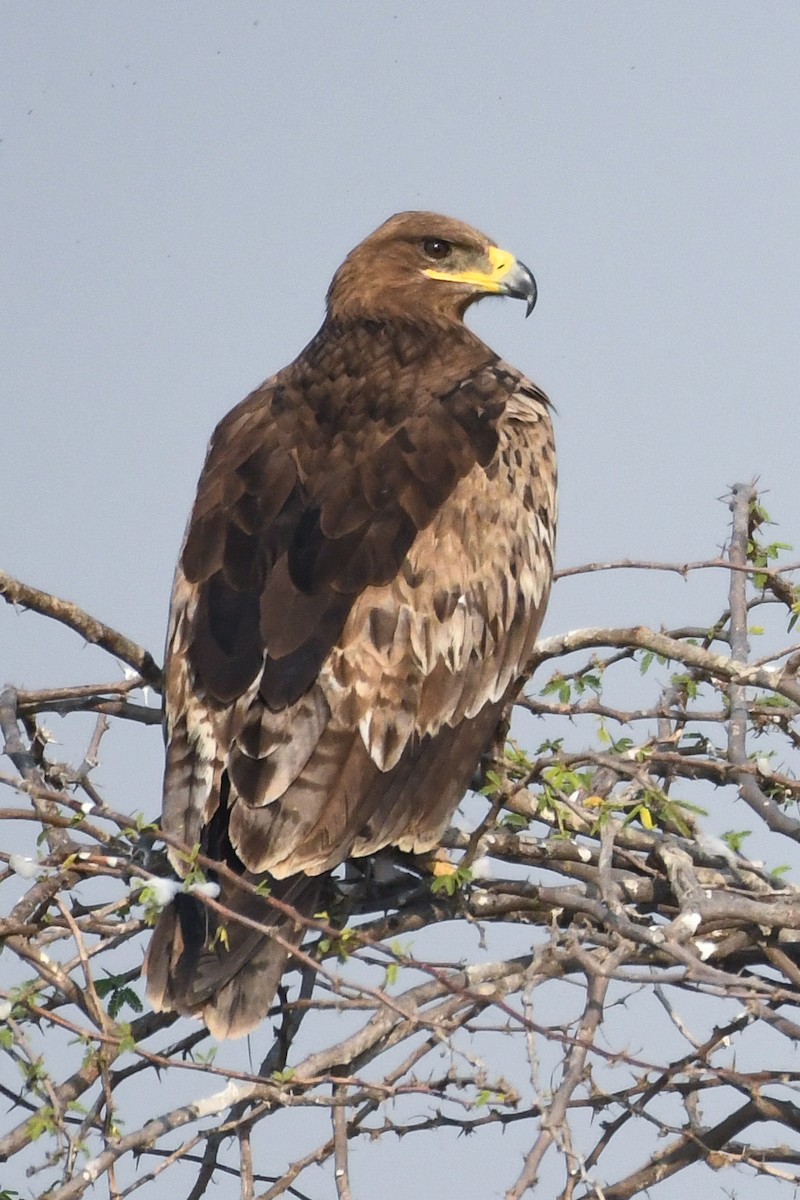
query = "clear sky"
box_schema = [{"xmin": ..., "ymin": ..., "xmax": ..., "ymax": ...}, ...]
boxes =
[
  {"xmin": 2, "ymin": 4, "xmax": 800, "ymax": 1197},
  {"xmin": 5, "ymin": 3, "xmax": 800, "ymax": 688}
]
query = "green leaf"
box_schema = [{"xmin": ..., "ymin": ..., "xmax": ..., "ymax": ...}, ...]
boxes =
[
  {"xmin": 479, "ymin": 769, "xmax": 504, "ymax": 798},
  {"xmin": 94, "ymin": 969, "xmax": 144, "ymax": 1017},
  {"xmin": 211, "ymin": 925, "xmax": 229, "ymax": 951},
  {"xmin": 721, "ymin": 829, "xmax": 751, "ymax": 854},
  {"xmin": 535, "ymin": 737, "xmax": 564, "ymax": 755},
  {"xmin": 317, "ymin": 927, "xmax": 356, "ymax": 962},
  {"xmin": 116, "ymin": 1024, "xmax": 136, "ymax": 1055},
  {"xmin": 670, "ymin": 673, "xmax": 698, "ymax": 700},
  {"xmin": 271, "ymin": 1067, "xmax": 296, "ymax": 1084},
  {"xmin": 501, "ymin": 811, "xmax": 529, "ymax": 831},
  {"xmin": 192, "ymin": 1046, "xmax": 219, "ymax": 1065},
  {"xmin": 25, "ymin": 1106, "xmax": 55, "ymax": 1141},
  {"xmin": 108, "ymin": 987, "xmax": 143, "ymax": 1019},
  {"xmin": 431, "ymin": 865, "xmax": 473, "ymax": 896}
]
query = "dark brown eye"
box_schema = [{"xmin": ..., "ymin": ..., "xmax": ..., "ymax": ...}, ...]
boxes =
[{"xmin": 422, "ymin": 238, "xmax": 452, "ymax": 261}]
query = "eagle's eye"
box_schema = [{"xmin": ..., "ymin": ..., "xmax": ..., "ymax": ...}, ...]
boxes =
[{"xmin": 422, "ymin": 238, "xmax": 452, "ymax": 261}]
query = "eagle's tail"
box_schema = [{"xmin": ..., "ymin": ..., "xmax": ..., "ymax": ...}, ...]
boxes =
[{"xmin": 143, "ymin": 873, "xmax": 321, "ymax": 1040}]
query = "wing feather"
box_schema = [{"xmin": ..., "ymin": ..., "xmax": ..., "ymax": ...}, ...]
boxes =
[{"xmin": 160, "ymin": 341, "xmax": 555, "ymax": 885}]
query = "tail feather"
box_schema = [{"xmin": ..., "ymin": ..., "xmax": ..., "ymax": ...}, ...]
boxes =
[{"xmin": 143, "ymin": 875, "xmax": 322, "ymax": 1040}]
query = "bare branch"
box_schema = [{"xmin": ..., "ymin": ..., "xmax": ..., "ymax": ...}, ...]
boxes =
[
  {"xmin": 4, "ymin": 485, "xmax": 800, "ymax": 1198},
  {"xmin": 0, "ymin": 569, "xmax": 162, "ymax": 686}
]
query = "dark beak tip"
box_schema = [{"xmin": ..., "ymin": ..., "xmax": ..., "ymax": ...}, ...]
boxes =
[{"xmin": 517, "ymin": 260, "xmax": 537, "ymax": 318}]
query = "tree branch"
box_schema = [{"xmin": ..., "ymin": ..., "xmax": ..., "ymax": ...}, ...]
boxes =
[{"xmin": 0, "ymin": 570, "xmax": 162, "ymax": 686}]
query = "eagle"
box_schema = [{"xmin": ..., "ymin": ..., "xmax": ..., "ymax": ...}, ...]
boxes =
[{"xmin": 143, "ymin": 211, "xmax": 557, "ymax": 1039}]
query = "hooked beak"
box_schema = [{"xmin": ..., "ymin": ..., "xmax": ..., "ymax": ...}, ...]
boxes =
[{"xmin": 497, "ymin": 255, "xmax": 537, "ymax": 317}]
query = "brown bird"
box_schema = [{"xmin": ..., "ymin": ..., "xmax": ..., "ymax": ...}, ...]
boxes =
[{"xmin": 143, "ymin": 212, "xmax": 557, "ymax": 1038}]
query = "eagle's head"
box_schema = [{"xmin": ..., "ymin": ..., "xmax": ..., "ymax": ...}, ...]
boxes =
[{"xmin": 327, "ymin": 211, "xmax": 536, "ymax": 326}]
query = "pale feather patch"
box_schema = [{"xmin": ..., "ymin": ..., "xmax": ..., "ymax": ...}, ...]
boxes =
[{"xmin": 322, "ymin": 379, "xmax": 556, "ymax": 771}]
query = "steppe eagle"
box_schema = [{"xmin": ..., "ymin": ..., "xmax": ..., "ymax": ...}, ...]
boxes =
[{"xmin": 144, "ymin": 211, "xmax": 557, "ymax": 1038}]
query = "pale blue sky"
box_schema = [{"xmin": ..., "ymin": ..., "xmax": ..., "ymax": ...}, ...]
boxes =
[
  {"xmin": 2, "ymin": 5, "xmax": 799, "ymax": 1197},
  {"xmin": 5, "ymin": 1, "xmax": 800, "ymax": 818},
  {"xmin": 5, "ymin": 4, "xmax": 799, "ymax": 670}
]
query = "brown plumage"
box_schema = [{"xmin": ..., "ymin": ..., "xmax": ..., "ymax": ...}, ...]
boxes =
[{"xmin": 143, "ymin": 212, "xmax": 557, "ymax": 1038}]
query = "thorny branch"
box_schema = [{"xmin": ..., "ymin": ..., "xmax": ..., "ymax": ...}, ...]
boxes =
[
  {"xmin": 2, "ymin": 485, "xmax": 800, "ymax": 1198},
  {"xmin": 0, "ymin": 569, "xmax": 162, "ymax": 687}
]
